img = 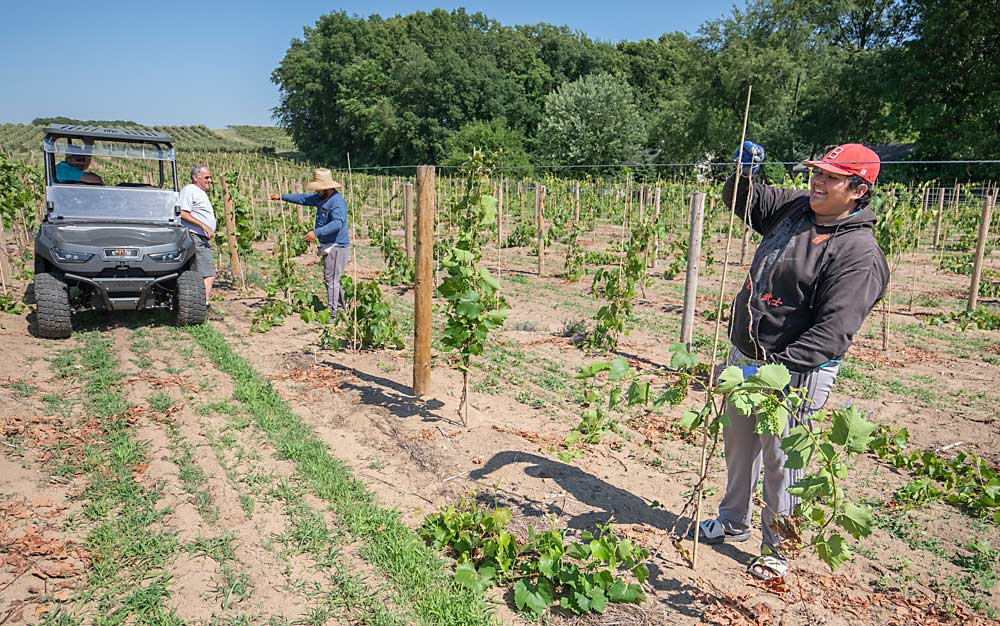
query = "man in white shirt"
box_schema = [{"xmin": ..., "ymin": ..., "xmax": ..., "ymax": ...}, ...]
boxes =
[{"xmin": 179, "ymin": 164, "xmax": 217, "ymax": 301}]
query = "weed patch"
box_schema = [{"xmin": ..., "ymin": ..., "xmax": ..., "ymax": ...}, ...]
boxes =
[
  {"xmin": 51, "ymin": 333, "xmax": 182, "ymax": 625},
  {"xmin": 186, "ymin": 324, "xmax": 496, "ymax": 626}
]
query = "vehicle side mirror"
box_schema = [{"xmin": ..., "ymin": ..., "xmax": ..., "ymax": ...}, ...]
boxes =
[{"xmin": 174, "ymin": 204, "xmax": 181, "ymax": 216}]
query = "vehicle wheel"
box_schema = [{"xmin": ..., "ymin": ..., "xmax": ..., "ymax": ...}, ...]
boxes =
[
  {"xmin": 176, "ymin": 265, "xmax": 206, "ymax": 325},
  {"xmin": 35, "ymin": 272, "xmax": 72, "ymax": 339}
]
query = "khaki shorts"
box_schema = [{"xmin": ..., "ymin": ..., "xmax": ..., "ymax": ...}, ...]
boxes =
[{"xmin": 192, "ymin": 234, "xmax": 215, "ymax": 278}]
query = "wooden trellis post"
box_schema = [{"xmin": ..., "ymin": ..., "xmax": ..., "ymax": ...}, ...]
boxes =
[
  {"xmin": 295, "ymin": 180, "xmax": 305, "ymax": 224},
  {"xmin": 651, "ymin": 187, "xmax": 661, "ymax": 269},
  {"xmin": 379, "ymin": 177, "xmax": 385, "ymax": 234},
  {"xmin": 221, "ymin": 176, "xmax": 245, "ymax": 288},
  {"xmin": 413, "ymin": 166, "xmax": 435, "ymax": 398},
  {"xmin": 519, "ymin": 182, "xmax": 526, "ymax": 221},
  {"xmin": 0, "ymin": 218, "xmax": 10, "ymax": 296},
  {"xmin": 679, "ymin": 193, "xmax": 706, "ymax": 349},
  {"xmin": 968, "ymin": 188, "xmax": 996, "ymax": 311},
  {"xmin": 535, "ymin": 184, "xmax": 546, "ymax": 276},
  {"xmin": 496, "ymin": 179, "xmax": 504, "ymax": 245},
  {"xmin": 573, "ymin": 184, "xmax": 581, "ymax": 224},
  {"xmin": 249, "ymin": 177, "xmax": 259, "ymax": 236},
  {"xmin": 496, "ymin": 180, "xmax": 504, "ymax": 305},
  {"xmin": 933, "ymin": 187, "xmax": 946, "ymax": 248},
  {"xmin": 265, "ymin": 178, "xmax": 275, "ymax": 221},
  {"xmin": 403, "ymin": 182, "xmax": 414, "ymax": 261}
]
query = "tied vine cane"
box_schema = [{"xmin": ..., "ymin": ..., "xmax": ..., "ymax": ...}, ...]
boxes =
[
  {"xmin": 691, "ymin": 85, "xmax": 753, "ymax": 569},
  {"xmin": 347, "ymin": 153, "xmax": 358, "ymax": 351}
]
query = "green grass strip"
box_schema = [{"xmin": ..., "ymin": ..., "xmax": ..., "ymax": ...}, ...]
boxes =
[
  {"xmin": 47, "ymin": 333, "xmax": 181, "ymax": 626},
  {"xmin": 186, "ymin": 324, "xmax": 497, "ymax": 626}
]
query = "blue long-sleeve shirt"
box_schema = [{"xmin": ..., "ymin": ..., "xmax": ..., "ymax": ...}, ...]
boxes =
[{"xmin": 281, "ymin": 192, "xmax": 350, "ymax": 247}]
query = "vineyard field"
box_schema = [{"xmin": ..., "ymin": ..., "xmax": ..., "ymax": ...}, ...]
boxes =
[
  {"xmin": 0, "ymin": 142, "xmax": 999, "ymax": 626},
  {"xmin": 0, "ymin": 123, "xmax": 298, "ymax": 156}
]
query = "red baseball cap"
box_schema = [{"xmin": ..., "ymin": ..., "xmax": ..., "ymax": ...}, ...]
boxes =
[{"xmin": 804, "ymin": 144, "xmax": 880, "ymax": 184}]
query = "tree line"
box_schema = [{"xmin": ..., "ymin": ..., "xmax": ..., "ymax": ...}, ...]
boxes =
[{"xmin": 267, "ymin": 0, "xmax": 996, "ymax": 181}]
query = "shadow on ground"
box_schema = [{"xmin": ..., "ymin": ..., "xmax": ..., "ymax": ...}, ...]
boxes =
[
  {"xmin": 27, "ymin": 307, "xmax": 179, "ymax": 339},
  {"xmin": 468, "ymin": 449, "xmax": 754, "ymax": 614},
  {"xmin": 319, "ymin": 359, "xmax": 450, "ymax": 423}
]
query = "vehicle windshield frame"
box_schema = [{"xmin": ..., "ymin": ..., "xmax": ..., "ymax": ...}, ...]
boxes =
[
  {"xmin": 43, "ymin": 136, "xmax": 179, "ymax": 191},
  {"xmin": 45, "ymin": 185, "xmax": 183, "ymax": 225}
]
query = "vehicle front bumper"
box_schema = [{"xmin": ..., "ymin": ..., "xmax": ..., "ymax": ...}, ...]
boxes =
[{"xmin": 65, "ymin": 272, "xmax": 179, "ymax": 311}]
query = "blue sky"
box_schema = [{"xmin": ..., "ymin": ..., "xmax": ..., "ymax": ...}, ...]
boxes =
[{"xmin": 0, "ymin": 0, "xmax": 736, "ymax": 128}]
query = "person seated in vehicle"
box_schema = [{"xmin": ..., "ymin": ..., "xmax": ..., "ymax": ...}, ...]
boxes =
[{"xmin": 56, "ymin": 143, "xmax": 104, "ymax": 185}]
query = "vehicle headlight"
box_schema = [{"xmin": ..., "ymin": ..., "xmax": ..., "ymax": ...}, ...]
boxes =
[
  {"xmin": 148, "ymin": 249, "xmax": 184, "ymax": 262},
  {"xmin": 51, "ymin": 248, "xmax": 94, "ymax": 263}
]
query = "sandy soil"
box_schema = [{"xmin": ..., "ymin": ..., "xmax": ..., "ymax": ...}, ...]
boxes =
[{"xmin": 1, "ymin": 210, "xmax": 998, "ymax": 626}]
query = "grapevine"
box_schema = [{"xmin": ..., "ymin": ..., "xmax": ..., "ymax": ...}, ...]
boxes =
[
  {"xmin": 420, "ymin": 499, "xmax": 649, "ymax": 619},
  {"xmin": 582, "ymin": 220, "xmax": 652, "ymax": 352},
  {"xmin": 564, "ymin": 344, "xmax": 878, "ymax": 573},
  {"xmin": 332, "ymin": 276, "xmax": 404, "ymax": 350},
  {"xmin": 438, "ymin": 151, "xmax": 509, "ymax": 426}
]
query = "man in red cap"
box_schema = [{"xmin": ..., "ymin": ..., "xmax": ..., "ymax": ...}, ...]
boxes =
[{"xmin": 693, "ymin": 142, "xmax": 889, "ymax": 581}]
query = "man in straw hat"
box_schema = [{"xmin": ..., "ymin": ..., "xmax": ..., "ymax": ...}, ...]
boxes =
[
  {"xmin": 693, "ymin": 142, "xmax": 889, "ymax": 581},
  {"xmin": 270, "ymin": 168, "xmax": 350, "ymax": 314}
]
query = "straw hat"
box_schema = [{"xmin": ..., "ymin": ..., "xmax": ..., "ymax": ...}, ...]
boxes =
[{"xmin": 305, "ymin": 168, "xmax": 344, "ymax": 191}]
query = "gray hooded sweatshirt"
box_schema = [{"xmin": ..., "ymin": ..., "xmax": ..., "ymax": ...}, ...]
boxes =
[{"xmin": 722, "ymin": 173, "xmax": 890, "ymax": 373}]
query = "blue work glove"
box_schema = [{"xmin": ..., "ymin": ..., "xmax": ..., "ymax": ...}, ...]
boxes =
[
  {"xmin": 734, "ymin": 140, "xmax": 764, "ymax": 177},
  {"xmin": 737, "ymin": 365, "xmax": 758, "ymax": 379}
]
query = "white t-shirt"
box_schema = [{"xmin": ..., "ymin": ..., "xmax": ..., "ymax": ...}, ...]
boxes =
[{"xmin": 179, "ymin": 184, "xmax": 217, "ymax": 237}]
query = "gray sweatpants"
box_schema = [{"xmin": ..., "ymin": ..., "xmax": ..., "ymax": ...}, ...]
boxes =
[
  {"xmin": 323, "ymin": 246, "xmax": 350, "ymax": 313},
  {"xmin": 717, "ymin": 347, "xmax": 839, "ymax": 559}
]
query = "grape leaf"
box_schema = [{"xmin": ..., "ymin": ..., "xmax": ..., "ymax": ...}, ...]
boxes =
[
  {"xmin": 669, "ymin": 343, "xmax": 697, "ymax": 370},
  {"xmin": 608, "ymin": 357, "xmax": 631, "ymax": 381},
  {"xmin": 590, "ymin": 539, "xmax": 612, "ymax": 562},
  {"xmin": 815, "ymin": 533, "xmax": 852, "ymax": 571},
  {"xmin": 589, "ymin": 587, "xmax": 608, "ymax": 612},
  {"xmin": 836, "ymin": 502, "xmax": 873, "ymax": 539},
  {"xmin": 626, "ymin": 380, "xmax": 650, "ymax": 406},
  {"xmin": 632, "ymin": 563, "xmax": 649, "ymax": 584},
  {"xmin": 753, "ymin": 363, "xmax": 791, "ymax": 390},
  {"xmin": 716, "ymin": 366, "xmax": 745, "ymax": 393},
  {"xmin": 781, "ymin": 425, "xmax": 814, "ymax": 470},
  {"xmin": 538, "ymin": 552, "xmax": 559, "ymax": 577},
  {"xmin": 514, "ymin": 580, "xmax": 552, "ymax": 617},
  {"xmin": 454, "ymin": 561, "xmax": 495, "ymax": 592},
  {"xmin": 787, "ymin": 475, "xmax": 832, "ymax": 500},
  {"xmin": 678, "ymin": 408, "xmax": 703, "ymax": 431},
  {"xmin": 830, "ymin": 406, "xmax": 878, "ymax": 453},
  {"xmin": 576, "ymin": 361, "xmax": 611, "ymax": 379}
]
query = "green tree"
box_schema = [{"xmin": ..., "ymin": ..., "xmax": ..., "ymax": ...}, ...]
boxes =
[
  {"xmin": 443, "ymin": 119, "xmax": 532, "ymax": 169},
  {"xmin": 268, "ymin": 2, "xmax": 996, "ymax": 182},
  {"xmin": 272, "ymin": 9, "xmax": 554, "ymax": 167},
  {"xmin": 622, "ymin": 34, "xmax": 724, "ymax": 164},
  {"xmin": 899, "ymin": 0, "xmax": 1000, "ymax": 178},
  {"xmin": 536, "ymin": 73, "xmax": 646, "ymax": 171}
]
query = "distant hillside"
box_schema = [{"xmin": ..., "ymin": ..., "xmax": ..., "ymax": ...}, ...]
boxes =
[
  {"xmin": 31, "ymin": 117, "xmax": 142, "ymax": 127},
  {"xmin": 0, "ymin": 123, "xmax": 298, "ymax": 155}
]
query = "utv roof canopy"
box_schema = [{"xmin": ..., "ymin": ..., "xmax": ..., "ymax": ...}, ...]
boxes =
[
  {"xmin": 43, "ymin": 124, "xmax": 174, "ymax": 144},
  {"xmin": 43, "ymin": 124, "xmax": 176, "ymax": 161}
]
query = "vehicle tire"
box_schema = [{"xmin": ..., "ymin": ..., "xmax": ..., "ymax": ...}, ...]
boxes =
[
  {"xmin": 35, "ymin": 272, "xmax": 72, "ymax": 339},
  {"xmin": 176, "ymin": 265, "xmax": 207, "ymax": 326}
]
